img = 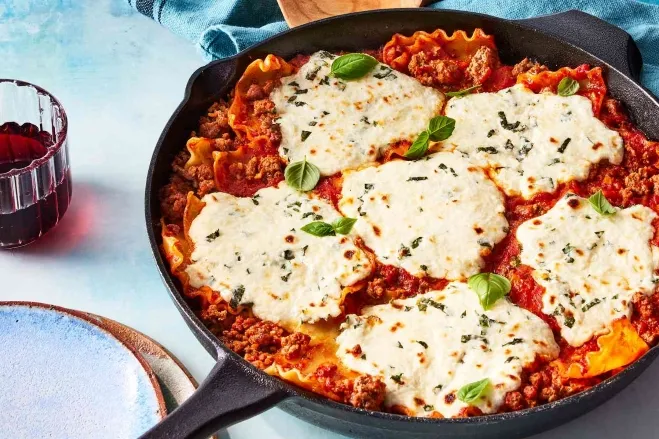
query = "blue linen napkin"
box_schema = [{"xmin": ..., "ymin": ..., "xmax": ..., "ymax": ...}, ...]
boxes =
[{"xmin": 129, "ymin": 0, "xmax": 659, "ymax": 94}]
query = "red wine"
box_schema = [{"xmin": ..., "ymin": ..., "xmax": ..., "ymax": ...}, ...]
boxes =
[{"xmin": 0, "ymin": 122, "xmax": 71, "ymax": 248}]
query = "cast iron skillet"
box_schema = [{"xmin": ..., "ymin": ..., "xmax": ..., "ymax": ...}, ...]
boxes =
[{"xmin": 142, "ymin": 9, "xmax": 659, "ymax": 439}]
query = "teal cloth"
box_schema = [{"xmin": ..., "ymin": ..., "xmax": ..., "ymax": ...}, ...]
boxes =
[{"xmin": 129, "ymin": 0, "xmax": 659, "ymax": 94}]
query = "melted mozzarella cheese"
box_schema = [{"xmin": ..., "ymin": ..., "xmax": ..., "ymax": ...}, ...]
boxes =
[
  {"xmin": 442, "ymin": 84, "xmax": 623, "ymax": 198},
  {"xmin": 185, "ymin": 182, "xmax": 373, "ymax": 326},
  {"xmin": 271, "ymin": 51, "xmax": 445, "ymax": 176},
  {"xmin": 339, "ymin": 152, "xmax": 508, "ymax": 280},
  {"xmin": 517, "ymin": 194, "xmax": 658, "ymax": 346},
  {"xmin": 337, "ymin": 282, "xmax": 558, "ymax": 417}
]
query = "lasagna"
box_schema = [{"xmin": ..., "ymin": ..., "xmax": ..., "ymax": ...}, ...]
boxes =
[{"xmin": 159, "ymin": 28, "xmax": 659, "ymax": 418}]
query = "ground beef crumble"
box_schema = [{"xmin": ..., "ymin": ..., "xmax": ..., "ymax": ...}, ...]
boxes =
[
  {"xmin": 408, "ymin": 49, "xmax": 463, "ymax": 87},
  {"xmin": 198, "ymin": 100, "xmax": 232, "ymax": 139},
  {"xmin": 511, "ymin": 57, "xmax": 547, "ymax": 77},
  {"xmin": 349, "ymin": 376, "xmax": 386, "ymax": 411},
  {"xmin": 632, "ymin": 292, "xmax": 659, "ymax": 345},
  {"xmin": 502, "ymin": 363, "xmax": 599, "ymax": 411},
  {"xmin": 465, "ymin": 45, "xmax": 499, "ymax": 85}
]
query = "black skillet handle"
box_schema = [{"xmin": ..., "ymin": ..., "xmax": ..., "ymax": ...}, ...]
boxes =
[
  {"xmin": 139, "ymin": 354, "xmax": 289, "ymax": 439},
  {"xmin": 515, "ymin": 9, "xmax": 643, "ymax": 82}
]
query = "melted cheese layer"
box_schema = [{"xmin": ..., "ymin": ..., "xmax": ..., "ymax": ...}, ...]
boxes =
[
  {"xmin": 271, "ymin": 51, "xmax": 445, "ymax": 176},
  {"xmin": 339, "ymin": 152, "xmax": 508, "ymax": 280},
  {"xmin": 185, "ymin": 182, "xmax": 373, "ymax": 326},
  {"xmin": 517, "ymin": 194, "xmax": 658, "ymax": 346},
  {"xmin": 442, "ymin": 84, "xmax": 623, "ymax": 198},
  {"xmin": 337, "ymin": 282, "xmax": 559, "ymax": 417}
]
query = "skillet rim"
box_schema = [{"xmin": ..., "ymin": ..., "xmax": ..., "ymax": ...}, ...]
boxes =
[{"xmin": 145, "ymin": 7, "xmax": 659, "ymax": 426}]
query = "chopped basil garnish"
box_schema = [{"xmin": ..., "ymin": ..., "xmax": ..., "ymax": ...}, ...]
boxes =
[
  {"xmin": 295, "ymin": 101, "xmax": 307, "ymax": 107},
  {"xmin": 397, "ymin": 341, "xmax": 403, "ymax": 348},
  {"xmin": 557, "ymin": 137, "xmax": 571, "ymax": 153},
  {"xmin": 283, "ymin": 249, "xmax": 295, "ymax": 260},
  {"xmin": 373, "ymin": 65, "xmax": 396, "ymax": 79},
  {"xmin": 468, "ymin": 272, "xmax": 511, "ymax": 310},
  {"xmin": 588, "ymin": 190, "xmax": 616, "ymax": 216},
  {"xmin": 423, "ymin": 404, "xmax": 434, "ymax": 412},
  {"xmin": 284, "ymin": 157, "xmax": 320, "ymax": 192},
  {"xmin": 498, "ymin": 111, "xmax": 524, "ymax": 132},
  {"xmin": 503, "ymin": 338, "xmax": 523, "ymax": 346},
  {"xmin": 406, "ymin": 176, "xmax": 428, "ymax": 182},
  {"xmin": 301, "ymin": 217, "xmax": 357, "ymax": 237},
  {"xmin": 505, "ymin": 356, "xmax": 519, "ymax": 363},
  {"xmin": 287, "ymin": 95, "xmax": 297, "ymax": 103},
  {"xmin": 205, "ymin": 229, "xmax": 221, "ymax": 242},
  {"xmin": 477, "ymin": 146, "xmax": 498, "ymax": 154},
  {"xmin": 557, "ymin": 77, "xmax": 580, "ymax": 96},
  {"xmin": 295, "ymin": 89, "xmax": 308, "ymax": 94},
  {"xmin": 457, "ymin": 378, "xmax": 490, "ymax": 404},
  {"xmin": 331, "ymin": 53, "xmax": 378, "ymax": 80},
  {"xmin": 229, "ymin": 285, "xmax": 245, "ymax": 309},
  {"xmin": 306, "ymin": 65, "xmax": 322, "ymax": 81},
  {"xmin": 281, "ymin": 272, "xmax": 292, "ymax": 282},
  {"xmin": 251, "ymin": 194, "xmax": 260, "ymax": 205},
  {"xmin": 446, "ymin": 85, "xmax": 481, "ymax": 97},
  {"xmin": 302, "ymin": 212, "xmax": 323, "ymax": 221},
  {"xmin": 487, "ymin": 129, "xmax": 496, "ymax": 138},
  {"xmin": 564, "ymin": 315, "xmax": 575, "ymax": 328},
  {"xmin": 391, "ymin": 373, "xmax": 404, "ymax": 384},
  {"xmin": 415, "ymin": 340, "xmax": 428, "ymax": 349},
  {"xmin": 581, "ymin": 298, "xmax": 602, "ymax": 312},
  {"xmin": 398, "ymin": 244, "xmax": 411, "ymax": 259},
  {"xmin": 417, "ymin": 297, "xmax": 447, "ymax": 314},
  {"xmin": 411, "ymin": 237, "xmax": 423, "ymax": 249}
]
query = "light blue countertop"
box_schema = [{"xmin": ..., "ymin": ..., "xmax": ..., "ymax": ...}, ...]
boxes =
[{"xmin": 1, "ymin": 1, "xmax": 659, "ymax": 438}]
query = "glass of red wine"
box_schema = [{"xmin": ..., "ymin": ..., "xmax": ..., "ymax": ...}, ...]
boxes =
[{"xmin": 0, "ymin": 79, "xmax": 71, "ymax": 249}]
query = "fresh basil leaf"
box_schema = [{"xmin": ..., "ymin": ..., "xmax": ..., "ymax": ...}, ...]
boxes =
[
  {"xmin": 588, "ymin": 190, "xmax": 616, "ymax": 215},
  {"xmin": 301, "ymin": 221, "xmax": 336, "ymax": 237},
  {"xmin": 427, "ymin": 116, "xmax": 456, "ymax": 141},
  {"xmin": 405, "ymin": 130, "xmax": 430, "ymax": 159},
  {"xmin": 457, "ymin": 378, "xmax": 490, "ymax": 404},
  {"xmin": 284, "ymin": 158, "xmax": 320, "ymax": 192},
  {"xmin": 332, "ymin": 217, "xmax": 357, "ymax": 235},
  {"xmin": 331, "ymin": 53, "xmax": 378, "ymax": 80},
  {"xmin": 557, "ymin": 77, "xmax": 580, "ymax": 97},
  {"xmin": 468, "ymin": 272, "xmax": 511, "ymax": 310},
  {"xmin": 446, "ymin": 85, "xmax": 481, "ymax": 97}
]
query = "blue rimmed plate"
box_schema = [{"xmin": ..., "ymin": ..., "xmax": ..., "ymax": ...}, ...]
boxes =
[{"xmin": 0, "ymin": 302, "xmax": 166, "ymax": 438}]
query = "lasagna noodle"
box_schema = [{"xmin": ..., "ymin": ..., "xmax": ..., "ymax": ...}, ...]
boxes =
[
  {"xmin": 228, "ymin": 55, "xmax": 295, "ymax": 141},
  {"xmin": 383, "ymin": 28, "xmax": 496, "ymax": 73},
  {"xmin": 517, "ymin": 65, "xmax": 607, "ymax": 116},
  {"xmin": 558, "ymin": 318, "xmax": 649, "ymax": 379}
]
